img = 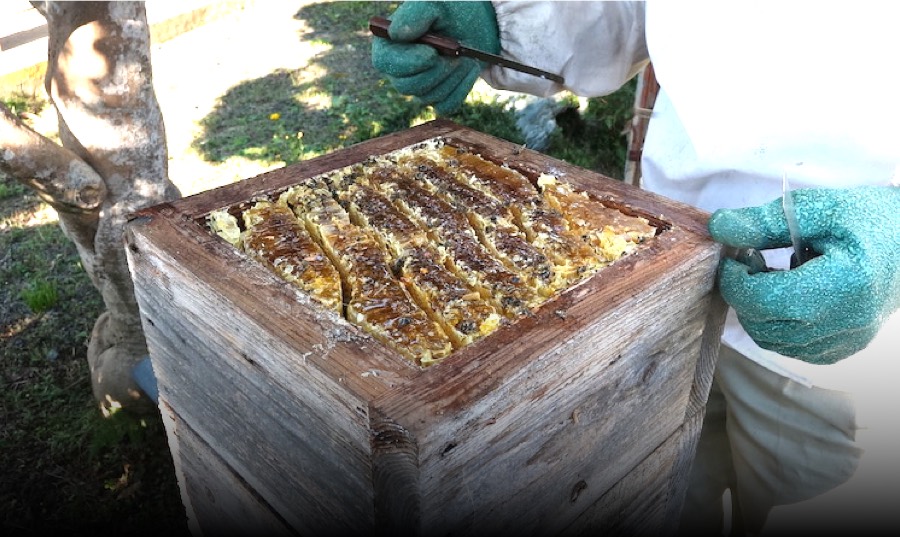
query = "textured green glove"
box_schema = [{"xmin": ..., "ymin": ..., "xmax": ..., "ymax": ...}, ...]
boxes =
[
  {"xmin": 371, "ymin": 1, "xmax": 499, "ymax": 115},
  {"xmin": 708, "ymin": 186, "xmax": 900, "ymax": 364}
]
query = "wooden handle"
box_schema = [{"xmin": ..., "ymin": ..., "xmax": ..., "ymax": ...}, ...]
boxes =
[{"xmin": 369, "ymin": 16, "xmax": 462, "ymax": 57}]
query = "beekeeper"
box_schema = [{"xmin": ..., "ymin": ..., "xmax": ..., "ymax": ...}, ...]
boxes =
[{"xmin": 372, "ymin": 1, "xmax": 900, "ymax": 534}]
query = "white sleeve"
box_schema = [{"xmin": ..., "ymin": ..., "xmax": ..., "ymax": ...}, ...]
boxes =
[{"xmin": 483, "ymin": 1, "xmax": 649, "ymax": 98}]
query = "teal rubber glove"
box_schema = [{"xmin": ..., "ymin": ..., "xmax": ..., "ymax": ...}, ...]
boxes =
[
  {"xmin": 371, "ymin": 1, "xmax": 500, "ymax": 115},
  {"xmin": 708, "ymin": 186, "xmax": 900, "ymax": 364}
]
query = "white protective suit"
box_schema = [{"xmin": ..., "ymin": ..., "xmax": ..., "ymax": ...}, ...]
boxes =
[{"xmin": 482, "ymin": 1, "xmax": 900, "ymax": 534}]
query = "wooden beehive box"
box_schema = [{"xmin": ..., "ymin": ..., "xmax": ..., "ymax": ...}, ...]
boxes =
[{"xmin": 124, "ymin": 119, "xmax": 726, "ymax": 536}]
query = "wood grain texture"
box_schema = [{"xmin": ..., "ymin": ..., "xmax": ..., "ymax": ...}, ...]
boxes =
[
  {"xmin": 686, "ymin": 290, "xmax": 729, "ymax": 419},
  {"xmin": 159, "ymin": 402, "xmax": 296, "ymax": 537},
  {"xmin": 372, "ymin": 249, "xmax": 719, "ymax": 536},
  {"xmin": 660, "ymin": 408, "xmax": 708, "ymax": 537},
  {"xmin": 127, "ymin": 219, "xmax": 386, "ymax": 534},
  {"xmin": 125, "ymin": 120, "xmax": 726, "ymax": 536},
  {"xmin": 562, "ymin": 422, "xmax": 690, "ymax": 536},
  {"xmin": 158, "ymin": 400, "xmax": 202, "ymax": 537}
]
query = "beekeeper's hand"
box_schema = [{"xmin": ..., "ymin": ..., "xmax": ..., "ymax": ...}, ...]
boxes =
[
  {"xmin": 708, "ymin": 186, "xmax": 900, "ymax": 364},
  {"xmin": 371, "ymin": 1, "xmax": 499, "ymax": 114}
]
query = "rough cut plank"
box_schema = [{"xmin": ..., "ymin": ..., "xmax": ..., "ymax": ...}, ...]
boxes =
[
  {"xmin": 563, "ymin": 420, "xmax": 691, "ymax": 536},
  {"xmin": 685, "ymin": 290, "xmax": 728, "ymax": 420},
  {"xmin": 159, "ymin": 402, "xmax": 295, "ymax": 537},
  {"xmin": 126, "ymin": 217, "xmax": 405, "ymax": 534},
  {"xmin": 158, "ymin": 401, "xmax": 202, "ymax": 537},
  {"xmin": 660, "ymin": 408, "xmax": 709, "ymax": 536},
  {"xmin": 370, "ymin": 245, "xmax": 720, "ymax": 535}
]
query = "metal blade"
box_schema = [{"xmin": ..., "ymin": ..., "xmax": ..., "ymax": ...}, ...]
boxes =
[
  {"xmin": 459, "ymin": 45, "xmax": 565, "ymax": 84},
  {"xmin": 369, "ymin": 16, "xmax": 565, "ymax": 84},
  {"xmin": 783, "ymin": 172, "xmax": 802, "ymax": 254},
  {"xmin": 733, "ymin": 247, "xmax": 769, "ymax": 274},
  {"xmin": 782, "ymin": 170, "xmax": 814, "ymax": 267}
]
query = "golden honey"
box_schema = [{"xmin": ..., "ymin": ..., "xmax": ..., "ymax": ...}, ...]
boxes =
[{"xmin": 206, "ymin": 138, "xmax": 657, "ymax": 366}]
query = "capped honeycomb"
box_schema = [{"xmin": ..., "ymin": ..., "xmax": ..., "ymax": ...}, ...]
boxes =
[{"xmin": 205, "ymin": 138, "xmax": 657, "ymax": 367}]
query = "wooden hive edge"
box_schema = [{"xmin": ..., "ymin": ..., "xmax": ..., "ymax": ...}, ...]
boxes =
[
  {"xmin": 149, "ymin": 119, "xmax": 465, "ymax": 222},
  {"xmin": 126, "ymin": 120, "xmax": 727, "ymax": 534},
  {"xmin": 124, "ymin": 209, "xmax": 418, "ymax": 403},
  {"xmin": 126, "ymin": 119, "xmax": 718, "ymax": 397},
  {"xmin": 365, "ymin": 239, "xmax": 724, "ymax": 534}
]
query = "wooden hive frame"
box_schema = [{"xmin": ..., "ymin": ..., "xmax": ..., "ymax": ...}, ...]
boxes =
[{"xmin": 124, "ymin": 119, "xmax": 727, "ymax": 536}]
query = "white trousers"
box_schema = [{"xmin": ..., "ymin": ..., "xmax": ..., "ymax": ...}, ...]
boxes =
[{"xmin": 677, "ymin": 346, "xmax": 868, "ymax": 536}]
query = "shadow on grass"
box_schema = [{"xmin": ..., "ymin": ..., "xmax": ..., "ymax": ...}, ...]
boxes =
[
  {"xmin": 192, "ymin": 0, "xmax": 633, "ymax": 175},
  {"xmin": 0, "ymin": 178, "xmax": 187, "ymax": 534},
  {"xmin": 0, "ymin": 181, "xmax": 103, "ymax": 360},
  {"xmin": 193, "ymin": 1, "xmax": 425, "ymax": 165}
]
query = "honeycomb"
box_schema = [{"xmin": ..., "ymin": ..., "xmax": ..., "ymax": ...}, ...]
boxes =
[{"xmin": 206, "ymin": 138, "xmax": 657, "ymax": 367}]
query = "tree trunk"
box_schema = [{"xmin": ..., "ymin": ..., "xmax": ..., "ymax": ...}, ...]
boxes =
[{"xmin": 1, "ymin": 1, "xmax": 181, "ymax": 414}]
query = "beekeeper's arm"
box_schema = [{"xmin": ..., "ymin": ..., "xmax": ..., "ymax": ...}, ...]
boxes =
[{"xmin": 371, "ymin": 1, "xmax": 649, "ymax": 114}]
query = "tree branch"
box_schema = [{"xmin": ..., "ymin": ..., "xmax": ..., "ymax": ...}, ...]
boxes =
[{"xmin": 0, "ymin": 102, "xmax": 107, "ymax": 212}]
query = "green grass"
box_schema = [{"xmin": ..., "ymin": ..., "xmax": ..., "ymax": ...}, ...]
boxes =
[
  {"xmin": 1, "ymin": 90, "xmax": 47, "ymax": 116},
  {"xmin": 0, "ymin": 178, "xmax": 187, "ymax": 534},
  {"xmin": 20, "ymin": 280, "xmax": 59, "ymax": 313},
  {"xmin": 2, "ymin": 92, "xmax": 184, "ymax": 532},
  {"xmin": 195, "ymin": 0, "xmax": 635, "ymax": 178},
  {"xmin": 0, "ymin": 181, "xmax": 28, "ymax": 200},
  {"xmin": 1, "ymin": 350, "xmax": 184, "ymax": 533}
]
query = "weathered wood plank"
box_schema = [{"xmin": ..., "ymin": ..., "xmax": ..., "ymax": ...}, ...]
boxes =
[
  {"xmin": 127, "ymin": 218, "xmax": 396, "ymax": 534},
  {"xmin": 159, "ymin": 402, "xmax": 295, "ymax": 537},
  {"xmin": 371, "ymin": 246, "xmax": 720, "ymax": 535},
  {"xmin": 685, "ymin": 290, "xmax": 728, "ymax": 420},
  {"xmin": 660, "ymin": 407, "xmax": 708, "ymax": 537},
  {"xmin": 562, "ymin": 420, "xmax": 691, "ymax": 536},
  {"xmin": 158, "ymin": 400, "xmax": 203, "ymax": 537}
]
